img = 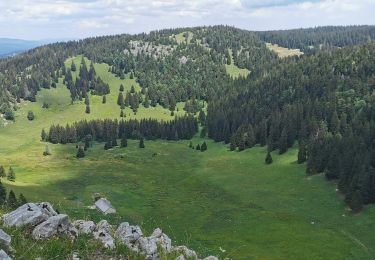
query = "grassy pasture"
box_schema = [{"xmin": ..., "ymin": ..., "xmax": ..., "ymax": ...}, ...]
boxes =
[
  {"xmin": 225, "ymin": 49, "xmax": 250, "ymax": 79},
  {"xmin": 266, "ymin": 43, "xmax": 304, "ymax": 58},
  {"xmin": 0, "ymin": 57, "xmax": 374, "ymax": 259}
]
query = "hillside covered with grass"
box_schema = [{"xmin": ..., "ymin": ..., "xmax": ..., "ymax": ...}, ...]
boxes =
[{"xmin": 1, "ymin": 25, "xmax": 375, "ymax": 259}]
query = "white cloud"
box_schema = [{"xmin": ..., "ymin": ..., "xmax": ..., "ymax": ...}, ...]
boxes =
[{"xmin": 0, "ymin": 0, "xmax": 373, "ymax": 39}]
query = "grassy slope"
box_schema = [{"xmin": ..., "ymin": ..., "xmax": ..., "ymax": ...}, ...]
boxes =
[
  {"xmin": 0, "ymin": 57, "xmax": 374, "ymax": 259},
  {"xmin": 266, "ymin": 43, "xmax": 304, "ymax": 58},
  {"xmin": 225, "ymin": 49, "xmax": 250, "ymax": 79}
]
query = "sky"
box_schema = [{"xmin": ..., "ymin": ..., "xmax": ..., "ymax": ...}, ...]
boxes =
[{"xmin": 0, "ymin": 0, "xmax": 374, "ymax": 40}]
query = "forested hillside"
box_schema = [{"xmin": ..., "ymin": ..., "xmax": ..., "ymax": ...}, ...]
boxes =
[{"xmin": 1, "ymin": 25, "xmax": 375, "ymax": 214}]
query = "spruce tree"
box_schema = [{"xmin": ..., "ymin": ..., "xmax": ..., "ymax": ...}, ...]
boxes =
[
  {"xmin": 7, "ymin": 167, "xmax": 15, "ymax": 182},
  {"xmin": 120, "ymin": 109, "xmax": 124, "ymax": 117},
  {"xmin": 265, "ymin": 152, "xmax": 273, "ymax": 165},
  {"xmin": 117, "ymin": 92, "xmax": 124, "ymax": 107},
  {"xmin": 19, "ymin": 193, "xmax": 27, "ymax": 205},
  {"xmin": 196, "ymin": 144, "xmax": 201, "ymax": 151},
  {"xmin": 120, "ymin": 136, "xmax": 128, "ymax": 148},
  {"xmin": 0, "ymin": 181, "xmax": 6, "ymax": 205},
  {"xmin": 119, "ymin": 84, "xmax": 124, "ymax": 92},
  {"xmin": 139, "ymin": 137, "xmax": 145, "ymax": 148},
  {"xmin": 0, "ymin": 165, "xmax": 5, "ymax": 178},
  {"xmin": 8, "ymin": 190, "xmax": 18, "ymax": 209},
  {"xmin": 76, "ymin": 146, "xmax": 85, "ymax": 158},
  {"xmin": 41, "ymin": 129, "xmax": 47, "ymax": 141},
  {"xmin": 27, "ymin": 110, "xmax": 35, "ymax": 121},
  {"xmin": 102, "ymin": 95, "xmax": 106, "ymax": 104},
  {"xmin": 85, "ymin": 105, "xmax": 91, "ymax": 114},
  {"xmin": 189, "ymin": 141, "xmax": 193, "ymax": 148},
  {"xmin": 201, "ymin": 142, "xmax": 207, "ymax": 152}
]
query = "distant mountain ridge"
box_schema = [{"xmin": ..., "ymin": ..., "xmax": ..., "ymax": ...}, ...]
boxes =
[{"xmin": 0, "ymin": 38, "xmax": 43, "ymax": 58}]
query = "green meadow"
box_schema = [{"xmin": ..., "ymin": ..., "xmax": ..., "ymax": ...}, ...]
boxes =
[
  {"xmin": 0, "ymin": 57, "xmax": 374, "ymax": 259},
  {"xmin": 225, "ymin": 49, "xmax": 250, "ymax": 79}
]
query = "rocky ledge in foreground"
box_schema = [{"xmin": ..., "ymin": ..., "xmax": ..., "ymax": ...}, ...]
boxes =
[{"xmin": 0, "ymin": 202, "xmax": 218, "ymax": 260}]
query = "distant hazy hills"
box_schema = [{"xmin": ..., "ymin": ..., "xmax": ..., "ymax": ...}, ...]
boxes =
[
  {"xmin": 0, "ymin": 38, "xmax": 43, "ymax": 58},
  {"xmin": 0, "ymin": 38, "xmax": 76, "ymax": 58}
]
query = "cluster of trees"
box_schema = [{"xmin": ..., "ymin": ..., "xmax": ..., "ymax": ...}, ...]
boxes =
[
  {"xmin": 117, "ymin": 87, "xmax": 143, "ymax": 113},
  {"xmin": 0, "ymin": 181, "xmax": 27, "ymax": 209},
  {"xmin": 45, "ymin": 115, "xmax": 198, "ymax": 145},
  {"xmin": 63, "ymin": 57, "xmax": 110, "ymax": 102},
  {"xmin": 256, "ymin": 25, "xmax": 375, "ymax": 53},
  {"xmin": 189, "ymin": 141, "xmax": 208, "ymax": 152},
  {"xmin": 207, "ymin": 42, "xmax": 375, "ymax": 211},
  {"xmin": 0, "ymin": 165, "xmax": 16, "ymax": 182}
]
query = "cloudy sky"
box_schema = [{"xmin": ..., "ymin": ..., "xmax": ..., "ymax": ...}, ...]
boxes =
[{"xmin": 0, "ymin": 0, "xmax": 374, "ymax": 40}]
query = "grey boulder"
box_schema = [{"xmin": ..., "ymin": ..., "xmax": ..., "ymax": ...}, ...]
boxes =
[
  {"xmin": 172, "ymin": 245, "xmax": 198, "ymax": 259},
  {"xmin": 2, "ymin": 202, "xmax": 57, "ymax": 228},
  {"xmin": 149, "ymin": 228, "xmax": 172, "ymax": 253},
  {"xmin": 32, "ymin": 214, "xmax": 70, "ymax": 240},
  {"xmin": 73, "ymin": 220, "xmax": 96, "ymax": 235},
  {"xmin": 93, "ymin": 220, "xmax": 115, "ymax": 249},
  {"xmin": 137, "ymin": 236, "xmax": 158, "ymax": 257},
  {"xmin": 203, "ymin": 257, "xmax": 219, "ymax": 260},
  {"xmin": 115, "ymin": 222, "xmax": 143, "ymax": 251}
]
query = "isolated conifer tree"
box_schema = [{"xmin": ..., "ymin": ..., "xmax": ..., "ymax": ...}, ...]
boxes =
[
  {"xmin": 7, "ymin": 167, "xmax": 15, "ymax": 182},
  {"xmin": 189, "ymin": 141, "xmax": 193, "ymax": 148},
  {"xmin": 0, "ymin": 181, "xmax": 6, "ymax": 205},
  {"xmin": 119, "ymin": 84, "xmax": 124, "ymax": 92},
  {"xmin": 117, "ymin": 92, "xmax": 124, "ymax": 107},
  {"xmin": 41, "ymin": 129, "xmax": 47, "ymax": 141},
  {"xmin": 120, "ymin": 109, "xmax": 125, "ymax": 117},
  {"xmin": 265, "ymin": 152, "xmax": 273, "ymax": 165},
  {"xmin": 102, "ymin": 95, "xmax": 106, "ymax": 104},
  {"xmin": 27, "ymin": 110, "xmax": 35, "ymax": 121},
  {"xmin": 85, "ymin": 105, "xmax": 91, "ymax": 114},
  {"xmin": 196, "ymin": 144, "xmax": 201, "ymax": 151},
  {"xmin": 0, "ymin": 166, "xmax": 5, "ymax": 178},
  {"xmin": 201, "ymin": 142, "xmax": 207, "ymax": 152},
  {"xmin": 8, "ymin": 190, "xmax": 18, "ymax": 209},
  {"xmin": 19, "ymin": 193, "xmax": 27, "ymax": 205},
  {"xmin": 139, "ymin": 137, "xmax": 145, "ymax": 148},
  {"xmin": 130, "ymin": 85, "xmax": 135, "ymax": 94},
  {"xmin": 76, "ymin": 146, "xmax": 85, "ymax": 158},
  {"xmin": 120, "ymin": 136, "xmax": 128, "ymax": 148}
]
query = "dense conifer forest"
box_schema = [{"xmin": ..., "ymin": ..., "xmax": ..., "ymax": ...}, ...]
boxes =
[{"xmin": 1, "ymin": 25, "xmax": 375, "ymax": 212}]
